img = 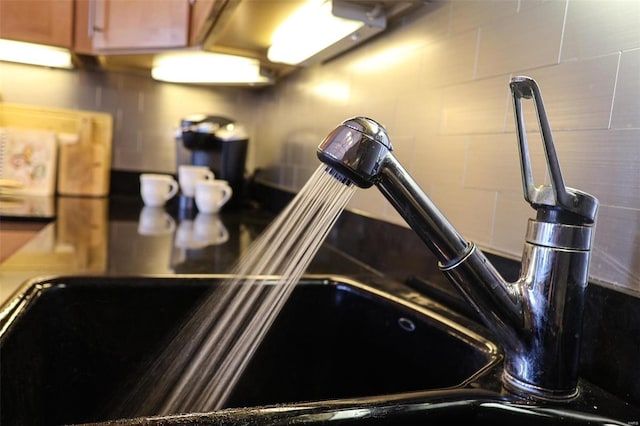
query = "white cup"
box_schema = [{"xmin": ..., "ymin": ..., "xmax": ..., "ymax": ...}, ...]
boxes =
[
  {"xmin": 138, "ymin": 206, "xmax": 176, "ymax": 235},
  {"xmin": 193, "ymin": 213, "xmax": 229, "ymax": 246},
  {"xmin": 175, "ymin": 219, "xmax": 201, "ymax": 249},
  {"xmin": 194, "ymin": 179, "xmax": 233, "ymax": 214},
  {"xmin": 140, "ymin": 173, "xmax": 178, "ymax": 207},
  {"xmin": 178, "ymin": 165, "xmax": 214, "ymax": 197}
]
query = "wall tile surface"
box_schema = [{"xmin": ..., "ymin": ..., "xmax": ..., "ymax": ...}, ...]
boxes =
[
  {"xmin": 561, "ymin": 0, "xmax": 640, "ymax": 61},
  {"xmin": 0, "ymin": 62, "xmax": 257, "ymax": 174},
  {"xmin": 611, "ymin": 48, "xmax": 640, "ymax": 129},
  {"xmin": 475, "ymin": 1, "xmax": 566, "ymax": 79}
]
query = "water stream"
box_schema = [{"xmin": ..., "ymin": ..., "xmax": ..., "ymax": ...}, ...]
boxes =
[{"xmin": 116, "ymin": 165, "xmax": 356, "ymax": 417}]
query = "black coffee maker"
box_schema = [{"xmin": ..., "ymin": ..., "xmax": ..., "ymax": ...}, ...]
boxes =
[{"xmin": 176, "ymin": 114, "xmax": 249, "ymax": 208}]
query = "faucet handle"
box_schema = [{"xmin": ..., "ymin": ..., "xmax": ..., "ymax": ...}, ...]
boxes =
[{"xmin": 510, "ymin": 76, "xmax": 598, "ymax": 224}]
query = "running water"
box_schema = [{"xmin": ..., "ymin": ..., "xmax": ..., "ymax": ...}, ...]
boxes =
[{"xmin": 115, "ymin": 165, "xmax": 356, "ymax": 417}]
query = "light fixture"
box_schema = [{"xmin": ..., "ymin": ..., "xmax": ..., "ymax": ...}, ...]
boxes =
[
  {"xmin": 151, "ymin": 51, "xmax": 273, "ymax": 86},
  {"xmin": 0, "ymin": 39, "xmax": 73, "ymax": 69},
  {"xmin": 267, "ymin": 0, "xmax": 386, "ymax": 66}
]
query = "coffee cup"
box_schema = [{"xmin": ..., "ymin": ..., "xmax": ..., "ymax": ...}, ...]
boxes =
[
  {"xmin": 138, "ymin": 206, "xmax": 176, "ymax": 235},
  {"xmin": 194, "ymin": 179, "xmax": 233, "ymax": 214},
  {"xmin": 178, "ymin": 165, "xmax": 214, "ymax": 197},
  {"xmin": 175, "ymin": 219, "xmax": 201, "ymax": 249},
  {"xmin": 193, "ymin": 213, "xmax": 229, "ymax": 246},
  {"xmin": 140, "ymin": 173, "xmax": 178, "ymax": 207}
]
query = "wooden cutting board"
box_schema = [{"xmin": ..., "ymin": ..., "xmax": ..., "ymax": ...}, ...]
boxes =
[{"xmin": 0, "ymin": 103, "xmax": 113, "ymax": 197}]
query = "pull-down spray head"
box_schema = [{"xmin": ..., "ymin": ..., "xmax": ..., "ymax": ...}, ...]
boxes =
[
  {"xmin": 318, "ymin": 116, "xmax": 471, "ymax": 265},
  {"xmin": 317, "ymin": 117, "xmax": 393, "ymax": 188}
]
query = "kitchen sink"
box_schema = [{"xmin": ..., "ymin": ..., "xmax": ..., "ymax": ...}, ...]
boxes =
[{"xmin": 1, "ymin": 275, "xmax": 637, "ymax": 425}]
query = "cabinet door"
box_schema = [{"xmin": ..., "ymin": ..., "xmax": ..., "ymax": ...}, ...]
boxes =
[
  {"xmin": 0, "ymin": 0, "xmax": 73, "ymax": 47},
  {"xmin": 189, "ymin": 0, "xmax": 216, "ymax": 46},
  {"xmin": 74, "ymin": 0, "xmax": 190, "ymax": 53}
]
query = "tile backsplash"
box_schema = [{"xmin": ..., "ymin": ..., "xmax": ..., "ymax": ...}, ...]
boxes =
[
  {"xmin": 0, "ymin": 64, "xmax": 258, "ymax": 173},
  {"xmin": 252, "ymin": 0, "xmax": 640, "ymax": 293},
  {"xmin": 1, "ymin": 0, "xmax": 638, "ymax": 294}
]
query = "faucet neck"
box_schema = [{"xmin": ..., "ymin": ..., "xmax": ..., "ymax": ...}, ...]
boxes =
[
  {"xmin": 375, "ymin": 152, "xmax": 595, "ymax": 400},
  {"xmin": 442, "ymin": 219, "xmax": 595, "ymax": 400}
]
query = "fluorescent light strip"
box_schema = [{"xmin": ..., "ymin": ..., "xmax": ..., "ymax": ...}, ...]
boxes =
[
  {"xmin": 0, "ymin": 39, "xmax": 73, "ymax": 69},
  {"xmin": 267, "ymin": 0, "xmax": 364, "ymax": 66},
  {"xmin": 152, "ymin": 52, "xmax": 271, "ymax": 85}
]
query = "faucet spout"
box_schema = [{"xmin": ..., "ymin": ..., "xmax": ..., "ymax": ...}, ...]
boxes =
[{"xmin": 317, "ymin": 78, "xmax": 598, "ymax": 401}]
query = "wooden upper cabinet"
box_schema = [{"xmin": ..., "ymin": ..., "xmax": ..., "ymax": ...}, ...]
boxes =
[
  {"xmin": 0, "ymin": 0, "xmax": 74, "ymax": 48},
  {"xmin": 74, "ymin": 0, "xmax": 192, "ymax": 54},
  {"xmin": 189, "ymin": 0, "xmax": 217, "ymax": 46},
  {"xmin": 1, "ymin": 0, "xmax": 223, "ymax": 56}
]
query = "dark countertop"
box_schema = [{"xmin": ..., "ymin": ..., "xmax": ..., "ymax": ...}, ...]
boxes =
[{"xmin": 0, "ymin": 194, "xmax": 381, "ymax": 304}]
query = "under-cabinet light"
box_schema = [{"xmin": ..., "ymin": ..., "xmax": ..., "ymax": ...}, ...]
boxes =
[
  {"xmin": 151, "ymin": 51, "xmax": 272, "ymax": 85},
  {"xmin": 0, "ymin": 39, "xmax": 74, "ymax": 69},
  {"xmin": 267, "ymin": 0, "xmax": 386, "ymax": 66}
]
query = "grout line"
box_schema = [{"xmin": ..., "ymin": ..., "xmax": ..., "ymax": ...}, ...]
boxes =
[
  {"xmin": 473, "ymin": 27, "xmax": 481, "ymax": 80},
  {"xmin": 608, "ymin": 52, "xmax": 622, "ymax": 130},
  {"xmin": 489, "ymin": 191, "xmax": 499, "ymax": 247},
  {"xmin": 557, "ymin": 0, "xmax": 570, "ymax": 64},
  {"xmin": 461, "ymin": 135, "xmax": 470, "ymax": 188},
  {"xmin": 95, "ymin": 86, "xmax": 102, "ymax": 108},
  {"xmin": 116, "ymin": 108, "xmax": 123, "ymax": 132}
]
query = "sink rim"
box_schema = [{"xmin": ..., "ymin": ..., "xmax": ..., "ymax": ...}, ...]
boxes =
[
  {"xmin": 2, "ymin": 273, "xmax": 503, "ymax": 424},
  {"xmin": 0, "ymin": 273, "xmax": 502, "ymax": 369},
  {"xmin": 2, "ymin": 274, "xmax": 639, "ymax": 425},
  {"xmin": 86, "ymin": 383, "xmax": 639, "ymax": 426}
]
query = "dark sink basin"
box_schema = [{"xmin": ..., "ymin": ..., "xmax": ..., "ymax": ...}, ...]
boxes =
[
  {"xmin": 2, "ymin": 275, "xmax": 637, "ymax": 426},
  {"xmin": 0, "ymin": 275, "xmax": 499, "ymax": 425}
]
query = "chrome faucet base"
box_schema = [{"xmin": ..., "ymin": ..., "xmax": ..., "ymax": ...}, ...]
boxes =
[{"xmin": 502, "ymin": 370, "xmax": 581, "ymax": 402}]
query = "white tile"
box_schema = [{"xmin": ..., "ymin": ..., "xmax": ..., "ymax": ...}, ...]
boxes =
[
  {"xmin": 411, "ymin": 134, "xmax": 468, "ymax": 187},
  {"xmin": 387, "ymin": 135, "xmax": 416, "ymax": 172},
  {"xmin": 430, "ymin": 183, "xmax": 497, "ymax": 245},
  {"xmin": 394, "ymin": 87, "xmax": 443, "ymax": 143},
  {"xmin": 465, "ymin": 132, "xmax": 547, "ymax": 193},
  {"xmin": 562, "ymin": 0, "xmax": 640, "ymax": 61},
  {"xmin": 476, "ymin": 1, "xmax": 566, "ymax": 79},
  {"xmin": 280, "ymin": 129, "xmax": 323, "ymax": 168},
  {"xmin": 491, "ymin": 190, "xmax": 533, "ymax": 257},
  {"xmin": 451, "ymin": 0, "xmax": 519, "ymax": 34},
  {"xmin": 0, "ymin": 62, "xmax": 79, "ymax": 108},
  {"xmin": 611, "ymin": 48, "xmax": 640, "ymax": 129},
  {"xmin": 348, "ymin": 97, "xmax": 397, "ymax": 132},
  {"xmin": 401, "ymin": 1, "xmax": 452, "ymax": 42},
  {"xmin": 553, "ymin": 129, "xmax": 640, "ymax": 209},
  {"xmin": 421, "ymin": 29, "xmax": 479, "ymax": 89},
  {"xmin": 439, "ymin": 75, "xmax": 512, "ymax": 134},
  {"xmin": 346, "ymin": 28, "xmax": 426, "ymax": 90},
  {"xmin": 510, "ymin": 54, "xmax": 619, "ymax": 131},
  {"xmin": 590, "ymin": 205, "xmax": 640, "ymax": 292}
]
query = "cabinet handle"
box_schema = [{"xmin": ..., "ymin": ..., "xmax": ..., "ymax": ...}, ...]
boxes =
[{"xmin": 88, "ymin": 0, "xmax": 104, "ymax": 38}]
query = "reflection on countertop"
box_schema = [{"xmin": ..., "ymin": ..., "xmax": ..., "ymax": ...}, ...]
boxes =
[
  {"xmin": 0, "ymin": 196, "xmax": 109, "ymax": 302},
  {"xmin": 0, "ymin": 194, "xmax": 56, "ymax": 220},
  {"xmin": 0, "ymin": 195, "xmax": 379, "ymax": 306}
]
